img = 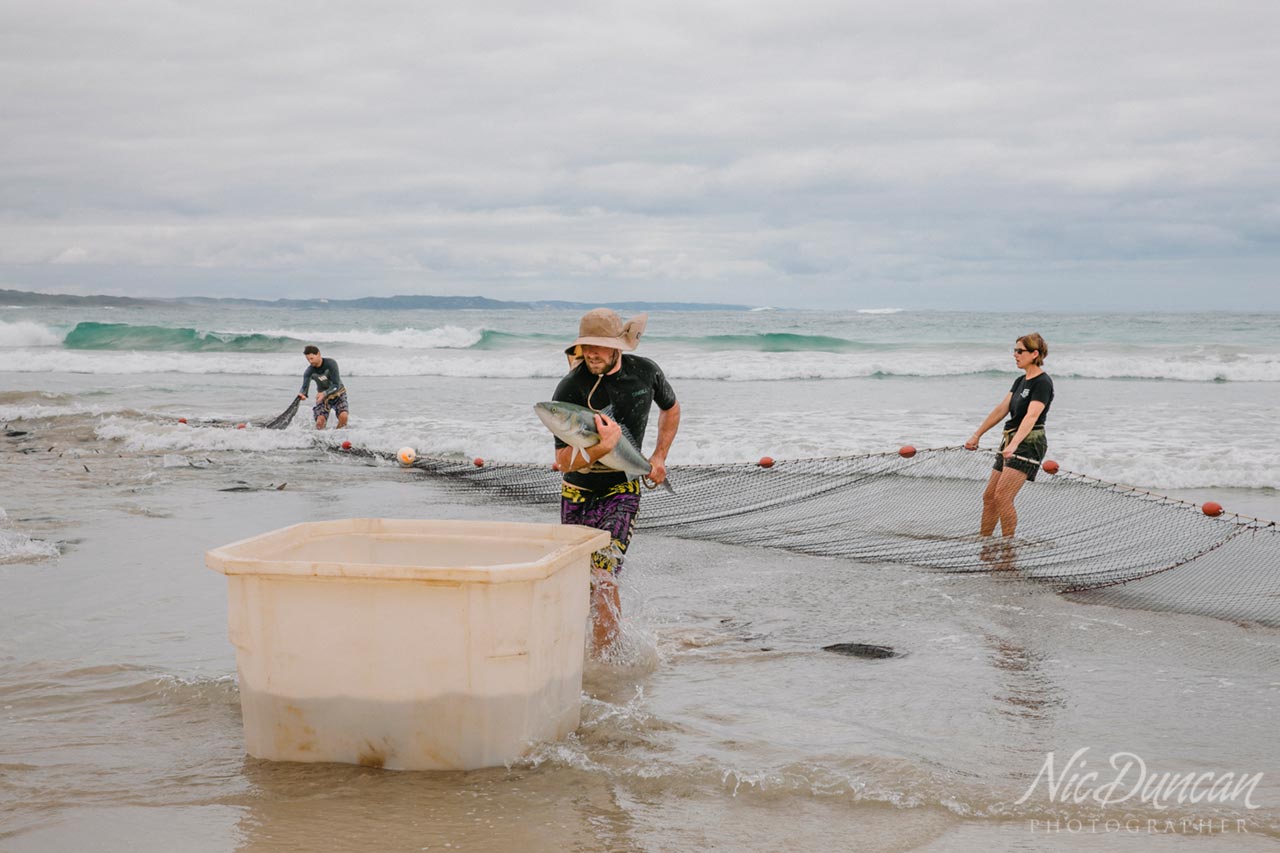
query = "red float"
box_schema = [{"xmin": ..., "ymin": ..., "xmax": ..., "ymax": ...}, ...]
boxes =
[
  {"xmin": 551, "ymin": 462, "xmax": 561, "ymax": 471},
  {"xmin": 1043, "ymin": 459, "xmax": 1060, "ymax": 475},
  {"xmin": 474, "ymin": 457, "xmax": 485, "ymax": 467},
  {"xmin": 236, "ymin": 423, "xmax": 246, "ymax": 430},
  {"xmin": 898, "ymin": 445, "xmax": 916, "ymax": 458},
  {"xmin": 758, "ymin": 457, "xmax": 775, "ymax": 468},
  {"xmin": 341, "ymin": 441, "xmax": 352, "ymax": 450},
  {"xmin": 1202, "ymin": 501, "xmax": 1223, "ymax": 517},
  {"xmin": 177, "ymin": 417, "xmax": 187, "ymax": 424}
]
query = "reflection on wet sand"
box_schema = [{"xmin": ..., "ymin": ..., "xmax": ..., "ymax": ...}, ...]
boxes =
[{"xmin": 234, "ymin": 756, "xmax": 637, "ymax": 853}]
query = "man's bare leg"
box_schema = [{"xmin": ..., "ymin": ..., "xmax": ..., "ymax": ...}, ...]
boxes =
[{"xmin": 591, "ymin": 571, "xmax": 621, "ymax": 656}]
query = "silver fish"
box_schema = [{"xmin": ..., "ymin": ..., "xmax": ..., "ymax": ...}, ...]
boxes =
[{"xmin": 534, "ymin": 400, "xmax": 673, "ymax": 493}]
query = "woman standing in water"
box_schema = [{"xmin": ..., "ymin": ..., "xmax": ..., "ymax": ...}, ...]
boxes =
[{"xmin": 964, "ymin": 333, "xmax": 1053, "ymax": 547}]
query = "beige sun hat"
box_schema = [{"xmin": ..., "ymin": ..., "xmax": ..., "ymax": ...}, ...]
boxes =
[{"xmin": 564, "ymin": 308, "xmax": 648, "ymax": 357}]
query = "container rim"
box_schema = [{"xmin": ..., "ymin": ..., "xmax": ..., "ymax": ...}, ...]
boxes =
[{"xmin": 204, "ymin": 518, "xmax": 611, "ymax": 583}]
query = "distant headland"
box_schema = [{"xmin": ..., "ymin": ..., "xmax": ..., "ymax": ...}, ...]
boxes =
[{"xmin": 1, "ymin": 289, "xmax": 754, "ymax": 312}]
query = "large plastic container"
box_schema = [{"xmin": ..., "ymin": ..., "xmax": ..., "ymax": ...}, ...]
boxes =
[{"xmin": 205, "ymin": 518, "xmax": 610, "ymax": 771}]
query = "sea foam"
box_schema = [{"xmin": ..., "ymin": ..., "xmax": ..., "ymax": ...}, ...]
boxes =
[
  {"xmin": 0, "ymin": 512, "xmax": 59, "ymax": 564},
  {"xmin": 227, "ymin": 325, "xmax": 486, "ymax": 350},
  {"xmin": 0, "ymin": 320, "xmax": 63, "ymax": 348},
  {"xmin": 95, "ymin": 418, "xmax": 317, "ymax": 453},
  {"xmin": 11, "ymin": 347, "xmax": 1280, "ymax": 383}
]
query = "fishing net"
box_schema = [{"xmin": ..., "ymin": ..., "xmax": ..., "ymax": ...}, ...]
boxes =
[
  {"xmin": 184, "ymin": 397, "xmax": 301, "ymax": 430},
  {"xmin": 256, "ymin": 397, "xmax": 301, "ymax": 430},
  {"xmin": 346, "ymin": 445, "xmax": 1280, "ymax": 629}
]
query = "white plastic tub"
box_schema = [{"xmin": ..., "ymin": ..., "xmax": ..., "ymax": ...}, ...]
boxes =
[{"xmin": 205, "ymin": 518, "xmax": 610, "ymax": 771}]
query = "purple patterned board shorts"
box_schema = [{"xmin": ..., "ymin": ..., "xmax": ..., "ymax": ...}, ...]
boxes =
[
  {"xmin": 560, "ymin": 480, "xmax": 642, "ymax": 577},
  {"xmin": 312, "ymin": 388, "xmax": 348, "ymax": 421}
]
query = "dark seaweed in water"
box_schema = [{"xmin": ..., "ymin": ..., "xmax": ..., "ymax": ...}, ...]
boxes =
[
  {"xmin": 822, "ymin": 643, "xmax": 901, "ymax": 659},
  {"xmin": 218, "ymin": 482, "xmax": 287, "ymax": 492}
]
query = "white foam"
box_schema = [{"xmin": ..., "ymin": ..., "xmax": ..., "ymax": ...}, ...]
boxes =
[
  {"xmin": 227, "ymin": 325, "xmax": 485, "ymax": 349},
  {"xmin": 655, "ymin": 351, "xmax": 999, "ymax": 381},
  {"xmin": 1060, "ymin": 349, "xmax": 1280, "ymax": 383},
  {"xmin": 0, "ymin": 320, "xmax": 62, "ymax": 348},
  {"xmin": 8, "ymin": 351, "xmax": 304, "ymax": 376},
  {"xmin": 11, "ymin": 346, "xmax": 1279, "ymax": 382},
  {"xmin": 0, "ymin": 401, "xmax": 131, "ymax": 420},
  {"xmin": 95, "ymin": 418, "xmax": 316, "ymax": 453},
  {"xmin": 0, "ymin": 528, "xmax": 60, "ymax": 564},
  {"xmin": 856, "ymin": 308, "xmax": 904, "ymax": 314},
  {"xmin": 4, "ymin": 350, "xmax": 565, "ymax": 379},
  {"xmin": 1057, "ymin": 446, "xmax": 1280, "ymax": 491}
]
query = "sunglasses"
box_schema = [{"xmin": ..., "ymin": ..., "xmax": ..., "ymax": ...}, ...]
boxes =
[{"xmin": 1013, "ymin": 348, "xmax": 1033, "ymax": 354}]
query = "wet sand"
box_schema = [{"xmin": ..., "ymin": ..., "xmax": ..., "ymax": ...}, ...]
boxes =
[{"xmin": 3, "ymin": 455, "xmax": 1279, "ymax": 850}]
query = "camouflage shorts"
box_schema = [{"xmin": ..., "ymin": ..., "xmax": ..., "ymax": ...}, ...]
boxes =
[
  {"xmin": 312, "ymin": 388, "xmax": 348, "ymax": 421},
  {"xmin": 994, "ymin": 428, "xmax": 1047, "ymax": 481}
]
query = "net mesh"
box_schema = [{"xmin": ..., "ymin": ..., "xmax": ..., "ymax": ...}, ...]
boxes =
[
  {"xmin": 257, "ymin": 397, "xmax": 301, "ymax": 430},
  {"xmin": 358, "ymin": 445, "xmax": 1279, "ymax": 629},
  {"xmin": 187, "ymin": 397, "xmax": 301, "ymax": 430}
]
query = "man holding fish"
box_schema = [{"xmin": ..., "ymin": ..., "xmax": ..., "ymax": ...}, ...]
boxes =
[{"xmin": 535, "ymin": 308, "xmax": 681, "ymax": 656}]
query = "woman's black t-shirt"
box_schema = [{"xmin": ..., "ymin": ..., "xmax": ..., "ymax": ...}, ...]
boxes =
[{"xmin": 1004, "ymin": 373, "xmax": 1053, "ymax": 431}]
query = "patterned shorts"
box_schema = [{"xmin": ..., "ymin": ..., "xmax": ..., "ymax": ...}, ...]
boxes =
[
  {"xmin": 994, "ymin": 427, "xmax": 1047, "ymax": 481},
  {"xmin": 560, "ymin": 480, "xmax": 642, "ymax": 577},
  {"xmin": 312, "ymin": 388, "xmax": 348, "ymax": 421}
]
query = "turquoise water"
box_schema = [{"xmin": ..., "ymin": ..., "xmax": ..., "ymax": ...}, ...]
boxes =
[
  {"xmin": 60, "ymin": 322, "xmax": 297, "ymax": 352},
  {"xmin": 6, "ymin": 306, "xmax": 1278, "ymax": 367}
]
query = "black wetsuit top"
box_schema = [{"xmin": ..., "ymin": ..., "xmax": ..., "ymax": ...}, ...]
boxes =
[
  {"xmin": 552, "ymin": 354, "xmax": 677, "ymax": 491},
  {"xmin": 300, "ymin": 358, "xmax": 343, "ymax": 398},
  {"xmin": 1004, "ymin": 373, "xmax": 1053, "ymax": 430}
]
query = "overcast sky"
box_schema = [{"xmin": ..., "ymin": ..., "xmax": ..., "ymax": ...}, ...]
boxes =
[{"xmin": 2, "ymin": 1, "xmax": 1277, "ymax": 310}]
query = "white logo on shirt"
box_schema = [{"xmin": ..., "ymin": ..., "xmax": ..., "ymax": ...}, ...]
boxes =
[{"xmin": 1021, "ymin": 388, "xmax": 1030, "ymax": 399}]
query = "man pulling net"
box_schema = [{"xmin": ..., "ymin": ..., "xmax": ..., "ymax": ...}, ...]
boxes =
[{"xmin": 298, "ymin": 345, "xmax": 349, "ymax": 430}]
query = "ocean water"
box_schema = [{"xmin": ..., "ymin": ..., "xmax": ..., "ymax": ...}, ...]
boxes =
[
  {"xmin": 4, "ymin": 305, "xmax": 1280, "ymax": 494},
  {"xmin": 2, "ymin": 304, "xmax": 1279, "ymax": 850}
]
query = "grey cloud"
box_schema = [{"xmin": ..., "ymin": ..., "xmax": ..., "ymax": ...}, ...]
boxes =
[{"xmin": 1, "ymin": 0, "xmax": 1278, "ymax": 308}]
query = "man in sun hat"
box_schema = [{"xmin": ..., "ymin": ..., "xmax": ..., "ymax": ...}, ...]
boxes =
[{"xmin": 551, "ymin": 308, "xmax": 681, "ymax": 656}]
